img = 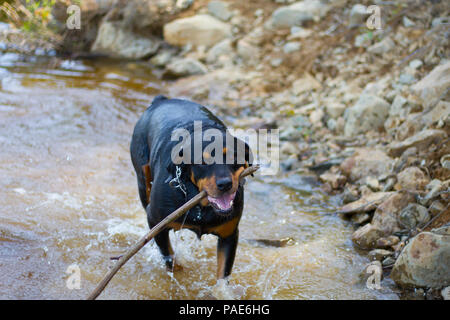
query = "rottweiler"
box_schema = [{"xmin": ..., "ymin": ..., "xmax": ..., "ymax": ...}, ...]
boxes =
[{"xmin": 130, "ymin": 95, "xmax": 251, "ymax": 279}]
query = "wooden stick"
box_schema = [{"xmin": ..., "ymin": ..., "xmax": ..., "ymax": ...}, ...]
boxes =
[{"xmin": 86, "ymin": 165, "xmax": 259, "ymax": 300}]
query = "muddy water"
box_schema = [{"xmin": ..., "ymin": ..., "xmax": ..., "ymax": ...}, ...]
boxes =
[{"xmin": 0, "ymin": 53, "xmax": 399, "ymax": 299}]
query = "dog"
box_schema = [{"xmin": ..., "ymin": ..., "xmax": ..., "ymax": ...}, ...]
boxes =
[{"xmin": 130, "ymin": 95, "xmax": 251, "ymax": 279}]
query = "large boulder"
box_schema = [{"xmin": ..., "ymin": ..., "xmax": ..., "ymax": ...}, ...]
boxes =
[
  {"xmin": 391, "ymin": 226, "xmax": 450, "ymax": 288},
  {"xmin": 411, "ymin": 61, "xmax": 450, "ymax": 108},
  {"xmin": 270, "ymin": 0, "xmax": 330, "ymax": 29},
  {"xmin": 163, "ymin": 14, "xmax": 232, "ymax": 47},
  {"xmin": 344, "ymin": 94, "xmax": 390, "ymax": 137},
  {"xmin": 91, "ymin": 21, "xmax": 161, "ymax": 59}
]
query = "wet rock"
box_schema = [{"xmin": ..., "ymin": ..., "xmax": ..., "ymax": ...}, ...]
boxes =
[
  {"xmin": 398, "ymin": 203, "xmax": 430, "ymax": 230},
  {"xmin": 396, "ymin": 166, "xmax": 430, "ymax": 191},
  {"xmin": 270, "ymin": 0, "xmax": 330, "ymax": 29},
  {"xmin": 207, "ymin": 1, "xmax": 232, "ymax": 21},
  {"xmin": 411, "ymin": 61, "xmax": 450, "ymax": 108},
  {"xmin": 367, "ymin": 37, "xmax": 395, "ymax": 55},
  {"xmin": 291, "ymin": 73, "xmax": 321, "ymax": 95},
  {"xmin": 368, "ymin": 249, "xmax": 393, "ymax": 261},
  {"xmin": 91, "ymin": 21, "xmax": 161, "ymax": 59},
  {"xmin": 349, "ymin": 4, "xmax": 368, "ymax": 27},
  {"xmin": 163, "ymin": 14, "xmax": 232, "ymax": 47},
  {"xmin": 388, "ymin": 129, "xmax": 447, "ymax": 158},
  {"xmin": 163, "ymin": 58, "xmax": 208, "ymax": 78},
  {"xmin": 340, "ymin": 148, "xmax": 394, "ymax": 183},
  {"xmin": 344, "ymin": 94, "xmax": 390, "ymax": 137},
  {"xmin": 391, "ymin": 226, "xmax": 450, "ymax": 289}
]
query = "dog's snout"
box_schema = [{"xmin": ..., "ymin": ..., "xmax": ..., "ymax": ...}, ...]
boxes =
[{"xmin": 216, "ymin": 177, "xmax": 232, "ymax": 192}]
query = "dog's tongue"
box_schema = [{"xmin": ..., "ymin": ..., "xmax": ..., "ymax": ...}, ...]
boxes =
[{"xmin": 208, "ymin": 192, "xmax": 236, "ymax": 211}]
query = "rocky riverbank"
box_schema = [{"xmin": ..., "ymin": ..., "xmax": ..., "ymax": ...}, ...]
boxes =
[{"xmin": 1, "ymin": 0, "xmax": 449, "ymax": 299}]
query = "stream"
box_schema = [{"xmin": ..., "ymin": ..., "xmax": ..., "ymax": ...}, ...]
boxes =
[{"xmin": 0, "ymin": 53, "xmax": 400, "ymax": 299}]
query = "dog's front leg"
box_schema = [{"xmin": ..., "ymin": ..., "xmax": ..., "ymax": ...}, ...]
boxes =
[{"xmin": 217, "ymin": 229, "xmax": 239, "ymax": 279}]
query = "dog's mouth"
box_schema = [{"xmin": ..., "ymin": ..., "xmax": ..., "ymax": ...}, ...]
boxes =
[{"xmin": 207, "ymin": 191, "xmax": 236, "ymax": 213}]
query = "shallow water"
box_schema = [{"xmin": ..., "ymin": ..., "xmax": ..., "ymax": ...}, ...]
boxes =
[{"xmin": 0, "ymin": 53, "xmax": 399, "ymax": 299}]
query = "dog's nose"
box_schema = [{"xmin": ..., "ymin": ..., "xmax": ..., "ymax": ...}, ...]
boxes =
[{"xmin": 216, "ymin": 177, "xmax": 232, "ymax": 192}]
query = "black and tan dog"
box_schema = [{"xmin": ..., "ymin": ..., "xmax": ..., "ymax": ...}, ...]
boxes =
[{"xmin": 130, "ymin": 95, "xmax": 251, "ymax": 279}]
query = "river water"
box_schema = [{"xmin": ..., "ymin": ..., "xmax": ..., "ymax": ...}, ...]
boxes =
[{"xmin": 0, "ymin": 53, "xmax": 399, "ymax": 299}]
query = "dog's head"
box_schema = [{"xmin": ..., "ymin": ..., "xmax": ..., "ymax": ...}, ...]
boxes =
[{"xmin": 169, "ymin": 133, "xmax": 252, "ymax": 214}]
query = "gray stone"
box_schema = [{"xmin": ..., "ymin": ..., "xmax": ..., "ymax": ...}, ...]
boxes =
[
  {"xmin": 163, "ymin": 58, "xmax": 208, "ymax": 78},
  {"xmin": 398, "ymin": 203, "xmax": 430, "ymax": 229},
  {"xmin": 411, "ymin": 61, "xmax": 450, "ymax": 108},
  {"xmin": 206, "ymin": 39, "xmax": 234, "ymax": 65},
  {"xmin": 271, "ymin": 0, "xmax": 330, "ymax": 29},
  {"xmin": 391, "ymin": 226, "xmax": 450, "ymax": 289},
  {"xmin": 163, "ymin": 14, "xmax": 232, "ymax": 47},
  {"xmin": 344, "ymin": 94, "xmax": 390, "ymax": 137},
  {"xmin": 91, "ymin": 22, "xmax": 161, "ymax": 59},
  {"xmin": 402, "ymin": 16, "xmax": 415, "ymax": 28},
  {"xmin": 208, "ymin": 1, "xmax": 232, "ymax": 21}
]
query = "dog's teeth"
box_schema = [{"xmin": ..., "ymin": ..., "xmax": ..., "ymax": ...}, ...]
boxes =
[{"xmin": 230, "ymin": 200, "xmax": 233, "ymax": 207}]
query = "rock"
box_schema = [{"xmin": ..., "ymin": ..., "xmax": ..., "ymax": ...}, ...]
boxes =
[
  {"xmin": 163, "ymin": 58, "xmax": 208, "ymax": 78},
  {"xmin": 368, "ymin": 249, "xmax": 393, "ymax": 261},
  {"xmin": 366, "ymin": 176, "xmax": 380, "ymax": 191},
  {"xmin": 411, "ymin": 61, "xmax": 450, "ymax": 108},
  {"xmin": 409, "ymin": 59, "xmax": 423, "ymax": 70},
  {"xmin": 441, "ymin": 154, "xmax": 450, "ymax": 169},
  {"xmin": 325, "ymin": 102, "xmax": 346, "ymax": 119},
  {"xmin": 442, "ymin": 286, "xmax": 450, "ymax": 300},
  {"xmin": 402, "ymin": 16, "xmax": 415, "ymax": 27},
  {"xmin": 371, "ymin": 192, "xmax": 416, "ymax": 237},
  {"xmin": 340, "ymin": 192, "xmax": 393, "ymax": 215},
  {"xmin": 149, "ymin": 47, "xmax": 177, "ymax": 67},
  {"xmin": 398, "ymin": 72, "xmax": 417, "ymax": 85},
  {"xmin": 388, "ymin": 94, "xmax": 408, "ymax": 118},
  {"xmin": 398, "ymin": 203, "xmax": 430, "ymax": 229},
  {"xmin": 288, "ymin": 26, "xmax": 313, "ymax": 39},
  {"xmin": 396, "ymin": 166, "xmax": 430, "ymax": 191},
  {"xmin": 283, "ymin": 41, "xmax": 301, "ymax": 53},
  {"xmin": 354, "ymin": 33, "xmax": 372, "ymax": 48},
  {"xmin": 280, "ymin": 141, "xmax": 300, "ymax": 155},
  {"xmin": 352, "ymin": 223, "xmax": 384, "ymax": 249},
  {"xmin": 340, "ymin": 148, "xmax": 394, "ymax": 182},
  {"xmin": 309, "ymin": 109, "xmax": 324, "ymax": 127},
  {"xmin": 344, "ymin": 94, "xmax": 390, "ymax": 137},
  {"xmin": 429, "ymin": 200, "xmax": 446, "ymax": 216},
  {"xmin": 207, "ymin": 1, "xmax": 232, "ymax": 21},
  {"xmin": 206, "ymin": 39, "xmax": 234, "ymax": 65},
  {"xmin": 382, "ymin": 256, "xmax": 396, "ymax": 266},
  {"xmin": 351, "ymin": 212, "xmax": 371, "ymax": 225},
  {"xmin": 319, "ymin": 172, "xmax": 346, "ymax": 189},
  {"xmin": 270, "ymin": 0, "xmax": 330, "ymax": 29},
  {"xmin": 388, "ymin": 129, "xmax": 447, "ymax": 158},
  {"xmin": 391, "ymin": 226, "xmax": 450, "ymax": 289},
  {"xmin": 349, "ymin": 4, "xmax": 368, "ymax": 27},
  {"xmin": 423, "ymin": 100, "xmax": 450, "ymax": 125},
  {"xmin": 420, "ymin": 179, "xmax": 444, "ymax": 206},
  {"xmin": 91, "ymin": 22, "xmax": 161, "ymax": 59},
  {"xmin": 376, "ymin": 235, "xmax": 400, "ymax": 249},
  {"xmin": 291, "ymin": 73, "xmax": 321, "ymax": 95},
  {"xmin": 163, "ymin": 14, "xmax": 232, "ymax": 47},
  {"xmin": 367, "ymin": 37, "xmax": 395, "ymax": 55},
  {"xmin": 236, "ymin": 40, "xmax": 260, "ymax": 65}
]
